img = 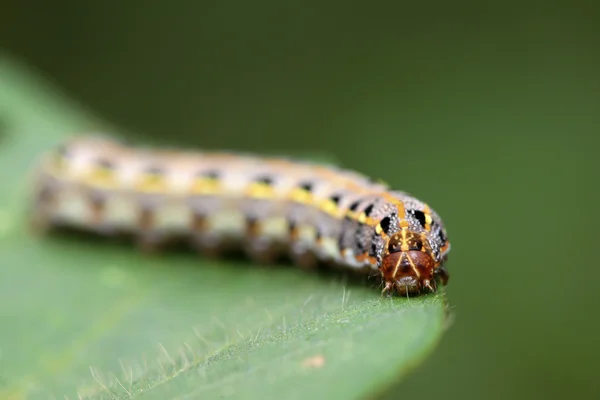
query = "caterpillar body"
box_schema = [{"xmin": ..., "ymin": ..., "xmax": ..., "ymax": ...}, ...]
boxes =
[{"xmin": 30, "ymin": 135, "xmax": 451, "ymax": 295}]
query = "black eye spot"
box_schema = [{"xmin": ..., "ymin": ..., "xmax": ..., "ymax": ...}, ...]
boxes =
[
  {"xmin": 438, "ymin": 229, "xmax": 447, "ymax": 243},
  {"xmin": 299, "ymin": 182, "xmax": 313, "ymax": 192},
  {"xmin": 363, "ymin": 204, "xmax": 374, "ymax": 216},
  {"xmin": 348, "ymin": 200, "xmax": 361, "ymax": 212},
  {"xmin": 329, "ymin": 194, "xmax": 341, "ymax": 204},
  {"xmin": 370, "ymin": 242, "xmax": 378, "ymax": 255},
  {"xmin": 256, "ymin": 175, "xmax": 273, "ymax": 185},
  {"xmin": 379, "ymin": 216, "xmax": 391, "ymax": 234},
  {"xmin": 411, "ymin": 210, "xmax": 427, "ymax": 227}
]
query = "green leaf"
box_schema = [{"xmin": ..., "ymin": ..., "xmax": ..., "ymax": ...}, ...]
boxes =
[{"xmin": 0, "ymin": 54, "xmax": 450, "ymax": 400}]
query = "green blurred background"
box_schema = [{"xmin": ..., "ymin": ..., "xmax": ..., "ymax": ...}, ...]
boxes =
[{"xmin": 2, "ymin": 1, "xmax": 599, "ymax": 399}]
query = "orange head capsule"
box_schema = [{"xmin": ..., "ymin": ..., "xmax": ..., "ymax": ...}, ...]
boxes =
[{"xmin": 380, "ymin": 231, "xmax": 448, "ymax": 295}]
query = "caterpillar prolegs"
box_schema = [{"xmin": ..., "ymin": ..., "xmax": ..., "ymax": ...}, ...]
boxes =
[{"xmin": 29, "ymin": 135, "xmax": 451, "ymax": 296}]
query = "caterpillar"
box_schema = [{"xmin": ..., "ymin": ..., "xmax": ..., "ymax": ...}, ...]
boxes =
[{"xmin": 29, "ymin": 134, "xmax": 451, "ymax": 296}]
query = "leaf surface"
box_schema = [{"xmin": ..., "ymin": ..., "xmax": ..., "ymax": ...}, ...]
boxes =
[{"xmin": 0, "ymin": 55, "xmax": 449, "ymax": 400}]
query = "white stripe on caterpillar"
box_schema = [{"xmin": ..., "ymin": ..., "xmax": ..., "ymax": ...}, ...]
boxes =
[{"xmin": 29, "ymin": 134, "xmax": 451, "ymax": 296}]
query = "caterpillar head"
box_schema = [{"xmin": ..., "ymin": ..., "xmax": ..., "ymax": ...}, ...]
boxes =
[{"xmin": 380, "ymin": 230, "xmax": 449, "ymax": 296}]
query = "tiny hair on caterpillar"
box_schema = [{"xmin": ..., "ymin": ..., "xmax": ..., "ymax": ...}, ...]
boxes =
[{"xmin": 29, "ymin": 134, "xmax": 451, "ymax": 296}]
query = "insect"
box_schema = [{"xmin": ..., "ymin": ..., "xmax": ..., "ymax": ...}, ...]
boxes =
[{"xmin": 29, "ymin": 134, "xmax": 450, "ymax": 296}]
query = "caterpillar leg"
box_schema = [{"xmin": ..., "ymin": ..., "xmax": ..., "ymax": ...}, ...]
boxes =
[
  {"xmin": 135, "ymin": 208, "xmax": 169, "ymax": 253},
  {"xmin": 243, "ymin": 217, "xmax": 284, "ymax": 265},
  {"xmin": 187, "ymin": 212, "xmax": 234, "ymax": 258},
  {"xmin": 244, "ymin": 242, "xmax": 282, "ymax": 265},
  {"xmin": 289, "ymin": 249, "xmax": 318, "ymax": 271},
  {"xmin": 288, "ymin": 222, "xmax": 320, "ymax": 270}
]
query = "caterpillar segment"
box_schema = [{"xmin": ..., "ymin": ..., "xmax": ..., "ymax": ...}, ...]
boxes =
[{"xmin": 30, "ymin": 134, "xmax": 451, "ymax": 296}]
